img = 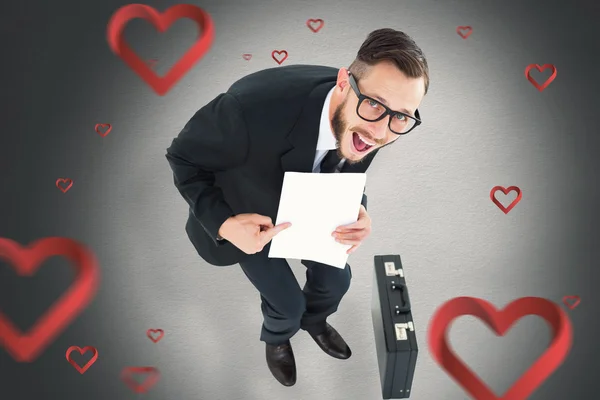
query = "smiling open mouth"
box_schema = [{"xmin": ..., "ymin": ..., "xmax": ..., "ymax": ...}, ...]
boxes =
[{"xmin": 352, "ymin": 131, "xmax": 375, "ymax": 153}]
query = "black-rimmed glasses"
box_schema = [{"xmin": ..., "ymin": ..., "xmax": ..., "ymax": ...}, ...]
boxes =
[{"xmin": 348, "ymin": 73, "xmax": 422, "ymax": 135}]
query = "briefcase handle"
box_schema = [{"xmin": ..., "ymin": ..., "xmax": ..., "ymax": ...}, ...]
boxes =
[{"xmin": 391, "ymin": 282, "xmax": 411, "ymax": 313}]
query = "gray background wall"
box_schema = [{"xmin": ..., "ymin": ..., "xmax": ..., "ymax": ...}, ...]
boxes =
[{"xmin": 1, "ymin": 0, "xmax": 599, "ymax": 399}]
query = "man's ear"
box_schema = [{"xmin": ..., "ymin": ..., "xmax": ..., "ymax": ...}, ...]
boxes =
[{"xmin": 336, "ymin": 67, "xmax": 350, "ymax": 91}]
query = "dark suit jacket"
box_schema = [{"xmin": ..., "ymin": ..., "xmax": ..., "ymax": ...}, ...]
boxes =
[{"xmin": 166, "ymin": 64, "xmax": 380, "ymax": 266}]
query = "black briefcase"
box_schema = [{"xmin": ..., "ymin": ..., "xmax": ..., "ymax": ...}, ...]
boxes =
[{"xmin": 371, "ymin": 254, "xmax": 418, "ymax": 399}]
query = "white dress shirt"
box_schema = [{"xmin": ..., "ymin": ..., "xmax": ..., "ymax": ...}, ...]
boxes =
[{"xmin": 312, "ymin": 86, "xmax": 346, "ymax": 173}]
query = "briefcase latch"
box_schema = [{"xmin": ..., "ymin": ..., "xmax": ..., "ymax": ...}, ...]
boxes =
[
  {"xmin": 394, "ymin": 322, "xmax": 414, "ymax": 341},
  {"xmin": 384, "ymin": 261, "xmax": 404, "ymax": 278}
]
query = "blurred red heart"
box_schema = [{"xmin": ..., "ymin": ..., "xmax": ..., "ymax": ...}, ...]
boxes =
[
  {"xmin": 147, "ymin": 328, "xmax": 164, "ymax": 343},
  {"xmin": 428, "ymin": 296, "xmax": 572, "ymax": 399},
  {"xmin": 456, "ymin": 26, "xmax": 472, "ymax": 39},
  {"xmin": 56, "ymin": 178, "xmax": 73, "ymax": 193},
  {"xmin": 525, "ymin": 64, "xmax": 557, "ymax": 92},
  {"xmin": 106, "ymin": 4, "xmax": 215, "ymax": 95},
  {"xmin": 0, "ymin": 237, "xmax": 100, "ymax": 362},
  {"xmin": 562, "ymin": 295, "xmax": 580, "ymax": 310},
  {"xmin": 306, "ymin": 18, "xmax": 324, "ymax": 33},
  {"xmin": 121, "ymin": 366, "xmax": 160, "ymax": 393},
  {"xmin": 271, "ymin": 50, "xmax": 288, "ymax": 65},
  {"xmin": 66, "ymin": 346, "xmax": 98, "ymax": 374},
  {"xmin": 95, "ymin": 123, "xmax": 112, "ymax": 137}
]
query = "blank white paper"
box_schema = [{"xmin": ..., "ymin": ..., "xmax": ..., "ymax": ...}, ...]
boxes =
[{"xmin": 268, "ymin": 171, "xmax": 367, "ymax": 269}]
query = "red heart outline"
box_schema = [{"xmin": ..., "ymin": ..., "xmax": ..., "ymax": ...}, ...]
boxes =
[
  {"xmin": 525, "ymin": 64, "xmax": 557, "ymax": 92},
  {"xmin": 95, "ymin": 123, "xmax": 112, "ymax": 137},
  {"xmin": 490, "ymin": 186, "xmax": 522, "ymax": 214},
  {"xmin": 55, "ymin": 178, "xmax": 73, "ymax": 193},
  {"xmin": 456, "ymin": 26, "xmax": 472, "ymax": 39},
  {"xmin": 306, "ymin": 18, "xmax": 324, "ymax": 33},
  {"xmin": 242, "ymin": 53, "xmax": 252, "ymax": 60},
  {"xmin": 271, "ymin": 50, "xmax": 288, "ymax": 65},
  {"xmin": 0, "ymin": 237, "xmax": 100, "ymax": 362},
  {"xmin": 562, "ymin": 295, "xmax": 580, "ymax": 310},
  {"xmin": 121, "ymin": 366, "xmax": 161, "ymax": 393},
  {"xmin": 146, "ymin": 328, "xmax": 164, "ymax": 343},
  {"xmin": 106, "ymin": 4, "xmax": 215, "ymax": 96},
  {"xmin": 428, "ymin": 296, "xmax": 572, "ymax": 400},
  {"xmin": 66, "ymin": 345, "xmax": 98, "ymax": 374}
]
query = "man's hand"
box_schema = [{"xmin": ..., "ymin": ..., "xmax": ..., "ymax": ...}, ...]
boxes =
[
  {"xmin": 332, "ymin": 205, "xmax": 372, "ymax": 254},
  {"xmin": 219, "ymin": 214, "xmax": 291, "ymax": 255}
]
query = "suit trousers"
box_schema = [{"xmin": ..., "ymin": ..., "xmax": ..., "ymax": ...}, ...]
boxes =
[{"xmin": 238, "ymin": 243, "xmax": 352, "ymax": 345}]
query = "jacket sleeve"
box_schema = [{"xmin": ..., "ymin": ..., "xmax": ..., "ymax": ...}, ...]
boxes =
[
  {"xmin": 361, "ymin": 191, "xmax": 368, "ymax": 210},
  {"xmin": 165, "ymin": 92, "xmax": 249, "ymax": 245}
]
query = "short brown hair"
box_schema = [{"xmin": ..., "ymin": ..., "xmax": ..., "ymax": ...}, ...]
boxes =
[{"xmin": 349, "ymin": 28, "xmax": 429, "ymax": 94}]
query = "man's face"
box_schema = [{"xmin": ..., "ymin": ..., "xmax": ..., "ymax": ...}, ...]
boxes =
[{"xmin": 330, "ymin": 61, "xmax": 426, "ymax": 163}]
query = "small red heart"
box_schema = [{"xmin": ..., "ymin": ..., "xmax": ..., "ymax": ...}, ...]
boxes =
[
  {"xmin": 490, "ymin": 185, "xmax": 522, "ymax": 214},
  {"xmin": 428, "ymin": 296, "xmax": 572, "ymax": 400},
  {"xmin": 56, "ymin": 178, "xmax": 73, "ymax": 193},
  {"xmin": 306, "ymin": 18, "xmax": 324, "ymax": 33},
  {"xmin": 242, "ymin": 53, "xmax": 252, "ymax": 60},
  {"xmin": 95, "ymin": 123, "xmax": 112, "ymax": 137},
  {"xmin": 146, "ymin": 328, "xmax": 164, "ymax": 343},
  {"xmin": 121, "ymin": 366, "xmax": 160, "ymax": 393},
  {"xmin": 562, "ymin": 295, "xmax": 581, "ymax": 310},
  {"xmin": 66, "ymin": 345, "xmax": 98, "ymax": 374},
  {"xmin": 456, "ymin": 26, "xmax": 472, "ymax": 39},
  {"xmin": 106, "ymin": 4, "xmax": 215, "ymax": 96},
  {"xmin": 0, "ymin": 237, "xmax": 100, "ymax": 362},
  {"xmin": 525, "ymin": 64, "xmax": 557, "ymax": 92},
  {"xmin": 271, "ymin": 50, "xmax": 288, "ymax": 65}
]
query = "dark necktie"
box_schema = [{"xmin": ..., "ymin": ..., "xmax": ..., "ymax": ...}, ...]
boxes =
[{"xmin": 319, "ymin": 149, "xmax": 342, "ymax": 173}]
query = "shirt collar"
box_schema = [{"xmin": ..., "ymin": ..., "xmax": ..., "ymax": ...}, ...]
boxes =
[{"xmin": 315, "ymin": 86, "xmax": 336, "ymax": 150}]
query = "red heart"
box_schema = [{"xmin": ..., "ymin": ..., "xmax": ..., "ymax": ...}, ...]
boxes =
[
  {"xmin": 146, "ymin": 328, "xmax": 164, "ymax": 343},
  {"xmin": 66, "ymin": 345, "xmax": 98, "ymax": 374},
  {"xmin": 456, "ymin": 26, "xmax": 473, "ymax": 39},
  {"xmin": 525, "ymin": 64, "xmax": 557, "ymax": 92},
  {"xmin": 0, "ymin": 237, "xmax": 100, "ymax": 362},
  {"xmin": 428, "ymin": 296, "xmax": 572, "ymax": 400},
  {"xmin": 121, "ymin": 366, "xmax": 161, "ymax": 393},
  {"xmin": 490, "ymin": 186, "xmax": 522, "ymax": 214},
  {"xmin": 306, "ymin": 18, "xmax": 324, "ymax": 33},
  {"xmin": 106, "ymin": 4, "xmax": 215, "ymax": 96},
  {"xmin": 242, "ymin": 53, "xmax": 252, "ymax": 61},
  {"xmin": 271, "ymin": 50, "xmax": 288, "ymax": 65},
  {"xmin": 562, "ymin": 295, "xmax": 580, "ymax": 310},
  {"xmin": 95, "ymin": 123, "xmax": 112, "ymax": 137},
  {"xmin": 55, "ymin": 178, "xmax": 73, "ymax": 193}
]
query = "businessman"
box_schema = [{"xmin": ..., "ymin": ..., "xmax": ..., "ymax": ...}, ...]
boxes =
[{"xmin": 166, "ymin": 28, "xmax": 429, "ymax": 386}]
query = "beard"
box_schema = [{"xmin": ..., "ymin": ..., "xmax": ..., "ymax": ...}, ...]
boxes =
[
  {"xmin": 331, "ymin": 97, "xmax": 378, "ymax": 165},
  {"xmin": 331, "ymin": 97, "xmax": 362, "ymax": 164},
  {"xmin": 331, "ymin": 97, "xmax": 396, "ymax": 164}
]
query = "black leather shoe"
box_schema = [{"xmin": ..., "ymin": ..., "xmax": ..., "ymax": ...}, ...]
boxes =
[
  {"xmin": 308, "ymin": 323, "xmax": 352, "ymax": 359},
  {"xmin": 265, "ymin": 341, "xmax": 297, "ymax": 386}
]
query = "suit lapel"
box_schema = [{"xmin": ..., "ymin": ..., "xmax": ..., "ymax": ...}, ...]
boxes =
[{"xmin": 280, "ymin": 82, "xmax": 335, "ymax": 173}]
